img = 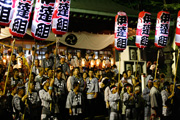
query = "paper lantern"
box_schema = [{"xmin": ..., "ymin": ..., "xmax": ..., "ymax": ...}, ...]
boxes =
[
  {"xmin": 9, "ymin": 0, "xmax": 33, "ymax": 37},
  {"xmin": 111, "ymin": 58, "xmax": 114, "ymax": 66},
  {"xmin": 175, "ymin": 10, "xmax": 180, "ymax": 47},
  {"xmin": 114, "ymin": 12, "xmax": 128, "ymax": 51},
  {"xmin": 102, "ymin": 60, "xmax": 106, "ymax": 68},
  {"xmin": 81, "ymin": 58, "xmax": 85, "ymax": 67},
  {"xmin": 96, "ymin": 59, "xmax": 100, "ymax": 67},
  {"xmin": 70, "ymin": 65, "xmax": 73, "ymax": 70},
  {"xmin": 135, "ymin": 11, "xmax": 151, "ymax": 48},
  {"xmin": 52, "ymin": 0, "xmax": 71, "ymax": 35},
  {"xmin": 155, "ymin": 11, "xmax": 170, "ymax": 48},
  {"xmin": 3, "ymin": 57, "xmax": 6, "ymax": 65},
  {"xmin": 90, "ymin": 59, "xmax": 95, "ymax": 68},
  {"xmin": 31, "ymin": 0, "xmax": 56, "ymax": 40},
  {"xmin": 0, "ymin": 0, "xmax": 15, "ymax": 26}
]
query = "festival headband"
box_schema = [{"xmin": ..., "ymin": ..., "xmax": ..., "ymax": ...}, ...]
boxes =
[
  {"xmin": 42, "ymin": 79, "xmax": 50, "ymax": 86},
  {"xmin": 61, "ymin": 56, "xmax": 66, "ymax": 58},
  {"xmin": 10, "ymin": 86, "xmax": 17, "ymax": 91},
  {"xmin": 126, "ymin": 86, "xmax": 129, "ymax": 89},
  {"xmin": 111, "ymin": 86, "xmax": 117, "ymax": 91},
  {"xmin": 17, "ymin": 86, "xmax": 25, "ymax": 90},
  {"xmin": 153, "ymin": 79, "xmax": 160, "ymax": 82},
  {"xmin": 135, "ymin": 86, "xmax": 140, "ymax": 91},
  {"xmin": 148, "ymin": 80, "xmax": 153, "ymax": 83}
]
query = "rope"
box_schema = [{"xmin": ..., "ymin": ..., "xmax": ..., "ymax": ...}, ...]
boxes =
[
  {"xmin": 38, "ymin": 41, "xmax": 56, "ymax": 50},
  {"xmin": 0, "ymin": 41, "xmax": 56, "ymax": 50}
]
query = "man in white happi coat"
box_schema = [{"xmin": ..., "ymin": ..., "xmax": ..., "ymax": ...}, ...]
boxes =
[{"xmin": 150, "ymin": 79, "xmax": 162, "ymax": 120}]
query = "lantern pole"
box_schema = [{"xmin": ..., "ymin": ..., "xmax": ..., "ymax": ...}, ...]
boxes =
[
  {"xmin": 173, "ymin": 48, "xmax": 179, "ymax": 95},
  {"xmin": 118, "ymin": 51, "xmax": 122, "ymax": 82},
  {"xmin": 3, "ymin": 39, "xmax": 15, "ymax": 95},
  {"xmin": 117, "ymin": 51, "xmax": 123, "ymax": 112},
  {"xmin": 50, "ymin": 35, "xmax": 61, "ymax": 112},
  {"xmin": 135, "ymin": 48, "xmax": 140, "ymax": 78},
  {"xmin": 133, "ymin": 48, "xmax": 140, "ymax": 93},
  {"xmin": 22, "ymin": 39, "xmax": 37, "ymax": 119},
  {"xmin": 154, "ymin": 49, "xmax": 160, "ymax": 80}
]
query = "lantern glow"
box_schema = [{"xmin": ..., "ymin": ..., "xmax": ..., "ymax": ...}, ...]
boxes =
[
  {"xmin": 81, "ymin": 58, "xmax": 85, "ymax": 67},
  {"xmin": 111, "ymin": 58, "xmax": 114, "ymax": 66},
  {"xmin": 3, "ymin": 58, "xmax": 6, "ymax": 65},
  {"xmin": 96, "ymin": 59, "xmax": 100, "ymax": 67},
  {"xmin": 70, "ymin": 65, "xmax": 73, "ymax": 70},
  {"xmin": 102, "ymin": 60, "xmax": 106, "ymax": 68},
  {"xmin": 91, "ymin": 59, "xmax": 95, "ymax": 68}
]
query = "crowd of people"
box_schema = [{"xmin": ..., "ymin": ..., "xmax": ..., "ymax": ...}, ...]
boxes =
[{"xmin": 0, "ymin": 47, "xmax": 180, "ymax": 120}]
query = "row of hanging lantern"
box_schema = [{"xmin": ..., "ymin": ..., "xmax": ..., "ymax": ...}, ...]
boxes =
[
  {"xmin": 80, "ymin": 58, "xmax": 114, "ymax": 69},
  {"xmin": 0, "ymin": 0, "xmax": 71, "ymax": 38},
  {"xmin": 114, "ymin": 10, "xmax": 173, "ymax": 51},
  {"xmin": 114, "ymin": 10, "xmax": 180, "ymax": 81},
  {"xmin": 0, "ymin": 1, "xmax": 180, "ymax": 47},
  {"xmin": 68, "ymin": 58, "xmax": 114, "ymax": 71},
  {"xmin": 0, "ymin": 0, "xmax": 71, "ymax": 101},
  {"xmin": 0, "ymin": 1, "xmax": 178, "ymax": 47}
]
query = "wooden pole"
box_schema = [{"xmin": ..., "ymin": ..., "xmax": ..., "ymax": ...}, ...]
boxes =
[
  {"xmin": 118, "ymin": 52, "xmax": 121, "ymax": 82},
  {"xmin": 154, "ymin": 49, "xmax": 160, "ymax": 80},
  {"xmin": 53, "ymin": 36, "xmax": 59, "ymax": 81},
  {"xmin": 22, "ymin": 39, "xmax": 37, "ymax": 120},
  {"xmin": 117, "ymin": 51, "xmax": 121, "ymax": 112},
  {"xmin": 50, "ymin": 35, "xmax": 59, "ymax": 112},
  {"xmin": 133, "ymin": 48, "xmax": 140, "ymax": 92},
  {"xmin": 3, "ymin": 39, "xmax": 15, "ymax": 95},
  {"xmin": 26, "ymin": 39, "xmax": 37, "ymax": 95},
  {"xmin": 135, "ymin": 48, "xmax": 140, "ymax": 78},
  {"xmin": 173, "ymin": 48, "xmax": 179, "ymax": 93}
]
